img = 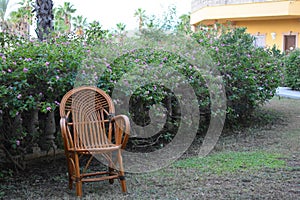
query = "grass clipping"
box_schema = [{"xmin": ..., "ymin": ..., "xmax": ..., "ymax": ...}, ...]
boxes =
[{"xmin": 174, "ymin": 151, "xmax": 286, "ymax": 175}]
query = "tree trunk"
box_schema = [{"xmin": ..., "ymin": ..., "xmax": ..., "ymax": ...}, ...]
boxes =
[{"xmin": 34, "ymin": 0, "xmax": 54, "ymax": 41}]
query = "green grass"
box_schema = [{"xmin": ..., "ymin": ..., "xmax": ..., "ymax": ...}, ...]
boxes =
[{"xmin": 173, "ymin": 151, "xmax": 286, "ymax": 175}]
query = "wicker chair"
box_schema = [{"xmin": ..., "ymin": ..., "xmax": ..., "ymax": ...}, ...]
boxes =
[{"xmin": 59, "ymin": 86, "xmax": 130, "ymax": 197}]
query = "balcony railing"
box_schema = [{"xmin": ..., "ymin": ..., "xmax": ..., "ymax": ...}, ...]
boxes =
[{"xmin": 191, "ymin": 0, "xmax": 292, "ymax": 12}]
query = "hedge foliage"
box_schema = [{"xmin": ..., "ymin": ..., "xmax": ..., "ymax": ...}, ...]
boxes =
[
  {"xmin": 0, "ymin": 25, "xmax": 283, "ymax": 159},
  {"xmin": 193, "ymin": 26, "xmax": 283, "ymax": 119},
  {"xmin": 284, "ymin": 49, "xmax": 300, "ymax": 90}
]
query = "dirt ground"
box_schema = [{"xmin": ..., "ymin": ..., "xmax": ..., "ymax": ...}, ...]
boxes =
[{"xmin": 0, "ymin": 97, "xmax": 299, "ymax": 200}]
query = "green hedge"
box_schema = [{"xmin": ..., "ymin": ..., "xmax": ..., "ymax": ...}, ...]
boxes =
[
  {"xmin": 284, "ymin": 49, "xmax": 300, "ymax": 90},
  {"xmin": 193, "ymin": 26, "xmax": 283, "ymax": 120},
  {"xmin": 0, "ymin": 26, "xmax": 283, "ymax": 161},
  {"xmin": 0, "ymin": 33, "xmax": 85, "ymax": 158}
]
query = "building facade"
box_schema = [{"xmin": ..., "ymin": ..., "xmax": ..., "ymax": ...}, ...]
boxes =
[{"xmin": 190, "ymin": 0, "xmax": 300, "ymax": 51}]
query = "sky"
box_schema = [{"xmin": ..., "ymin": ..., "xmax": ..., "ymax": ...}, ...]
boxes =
[{"xmin": 7, "ymin": 0, "xmax": 191, "ymax": 31}]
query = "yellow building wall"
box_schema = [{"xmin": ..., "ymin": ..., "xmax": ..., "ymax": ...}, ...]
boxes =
[
  {"xmin": 236, "ymin": 19, "xmax": 300, "ymax": 51},
  {"xmin": 191, "ymin": 1, "xmax": 300, "ymax": 25},
  {"xmin": 191, "ymin": 1, "xmax": 292, "ymax": 25}
]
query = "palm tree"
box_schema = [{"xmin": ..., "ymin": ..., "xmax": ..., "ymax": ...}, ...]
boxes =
[
  {"xmin": 6, "ymin": 0, "xmax": 33, "ymax": 36},
  {"xmin": 134, "ymin": 8, "xmax": 146, "ymax": 31},
  {"xmin": 18, "ymin": 0, "xmax": 32, "ymax": 35},
  {"xmin": 53, "ymin": 7, "xmax": 67, "ymax": 34},
  {"xmin": 115, "ymin": 22, "xmax": 126, "ymax": 35},
  {"xmin": 0, "ymin": 0, "xmax": 10, "ymax": 31},
  {"xmin": 115, "ymin": 22, "xmax": 126, "ymax": 42},
  {"xmin": 0, "ymin": 0, "xmax": 9, "ymax": 20},
  {"xmin": 34, "ymin": 0, "xmax": 54, "ymax": 41},
  {"xmin": 177, "ymin": 13, "xmax": 191, "ymax": 34},
  {"xmin": 33, "ymin": 0, "xmax": 56, "ymax": 151},
  {"xmin": 8, "ymin": 9, "xmax": 23, "ymax": 32},
  {"xmin": 18, "ymin": 0, "xmax": 33, "ymax": 22},
  {"xmin": 54, "ymin": 2, "xmax": 76, "ymax": 33},
  {"xmin": 72, "ymin": 15, "xmax": 87, "ymax": 35}
]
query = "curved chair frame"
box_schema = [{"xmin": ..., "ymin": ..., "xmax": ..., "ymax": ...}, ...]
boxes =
[{"xmin": 59, "ymin": 86, "xmax": 130, "ymax": 197}]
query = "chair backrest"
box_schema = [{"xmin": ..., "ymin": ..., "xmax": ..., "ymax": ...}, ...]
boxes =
[{"xmin": 60, "ymin": 86, "xmax": 115, "ymax": 149}]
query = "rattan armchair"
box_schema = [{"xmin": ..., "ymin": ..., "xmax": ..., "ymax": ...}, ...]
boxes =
[{"xmin": 59, "ymin": 86, "xmax": 130, "ymax": 197}]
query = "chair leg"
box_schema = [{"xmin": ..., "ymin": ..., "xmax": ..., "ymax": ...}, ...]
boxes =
[
  {"xmin": 117, "ymin": 150, "xmax": 127, "ymax": 193},
  {"xmin": 74, "ymin": 153, "xmax": 83, "ymax": 197},
  {"xmin": 67, "ymin": 157, "xmax": 73, "ymax": 189},
  {"xmin": 76, "ymin": 181, "xmax": 83, "ymax": 197},
  {"xmin": 108, "ymin": 166, "xmax": 114, "ymax": 184},
  {"xmin": 120, "ymin": 176, "xmax": 127, "ymax": 193},
  {"xmin": 108, "ymin": 152, "xmax": 115, "ymax": 184},
  {"xmin": 68, "ymin": 176, "xmax": 73, "ymax": 190}
]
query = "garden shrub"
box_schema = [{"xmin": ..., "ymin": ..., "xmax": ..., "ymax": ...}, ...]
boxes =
[
  {"xmin": 0, "ymin": 25, "xmax": 283, "ymax": 166},
  {"xmin": 284, "ymin": 49, "xmax": 300, "ymax": 90},
  {"xmin": 88, "ymin": 26, "xmax": 283, "ymax": 148},
  {"xmin": 0, "ymin": 33, "xmax": 86, "ymax": 159},
  {"xmin": 193, "ymin": 26, "xmax": 283, "ymax": 122},
  {"xmin": 95, "ymin": 46, "xmax": 210, "ymax": 150}
]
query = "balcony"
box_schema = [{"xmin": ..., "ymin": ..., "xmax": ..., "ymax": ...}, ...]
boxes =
[
  {"xmin": 191, "ymin": 0, "xmax": 291, "ymax": 12},
  {"xmin": 191, "ymin": 0, "xmax": 300, "ymax": 25}
]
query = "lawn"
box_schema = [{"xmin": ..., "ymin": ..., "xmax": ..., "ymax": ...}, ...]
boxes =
[{"xmin": 0, "ymin": 97, "xmax": 299, "ymax": 199}]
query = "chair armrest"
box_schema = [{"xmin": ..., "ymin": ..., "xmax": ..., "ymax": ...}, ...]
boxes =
[
  {"xmin": 60, "ymin": 117, "xmax": 74, "ymax": 150},
  {"xmin": 111, "ymin": 115, "xmax": 130, "ymax": 149}
]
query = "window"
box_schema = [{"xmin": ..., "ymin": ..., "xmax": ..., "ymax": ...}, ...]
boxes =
[{"xmin": 253, "ymin": 34, "xmax": 266, "ymax": 48}]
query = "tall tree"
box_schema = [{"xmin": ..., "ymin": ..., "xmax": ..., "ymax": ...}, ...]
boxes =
[
  {"xmin": 115, "ymin": 22, "xmax": 126, "ymax": 35},
  {"xmin": 177, "ymin": 13, "xmax": 191, "ymax": 34},
  {"xmin": 33, "ymin": 0, "xmax": 56, "ymax": 151},
  {"xmin": 85, "ymin": 21, "xmax": 109, "ymax": 44},
  {"xmin": 115, "ymin": 22, "xmax": 126, "ymax": 42},
  {"xmin": 8, "ymin": 0, "xmax": 33, "ymax": 36},
  {"xmin": 134, "ymin": 8, "xmax": 146, "ymax": 31},
  {"xmin": 34, "ymin": 0, "xmax": 54, "ymax": 41},
  {"xmin": 0, "ymin": 0, "xmax": 10, "ymax": 31},
  {"xmin": 72, "ymin": 15, "xmax": 87, "ymax": 35},
  {"xmin": 54, "ymin": 2, "xmax": 76, "ymax": 33}
]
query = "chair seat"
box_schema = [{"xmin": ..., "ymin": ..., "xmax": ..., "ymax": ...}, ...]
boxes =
[{"xmin": 68, "ymin": 145, "xmax": 121, "ymax": 153}]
